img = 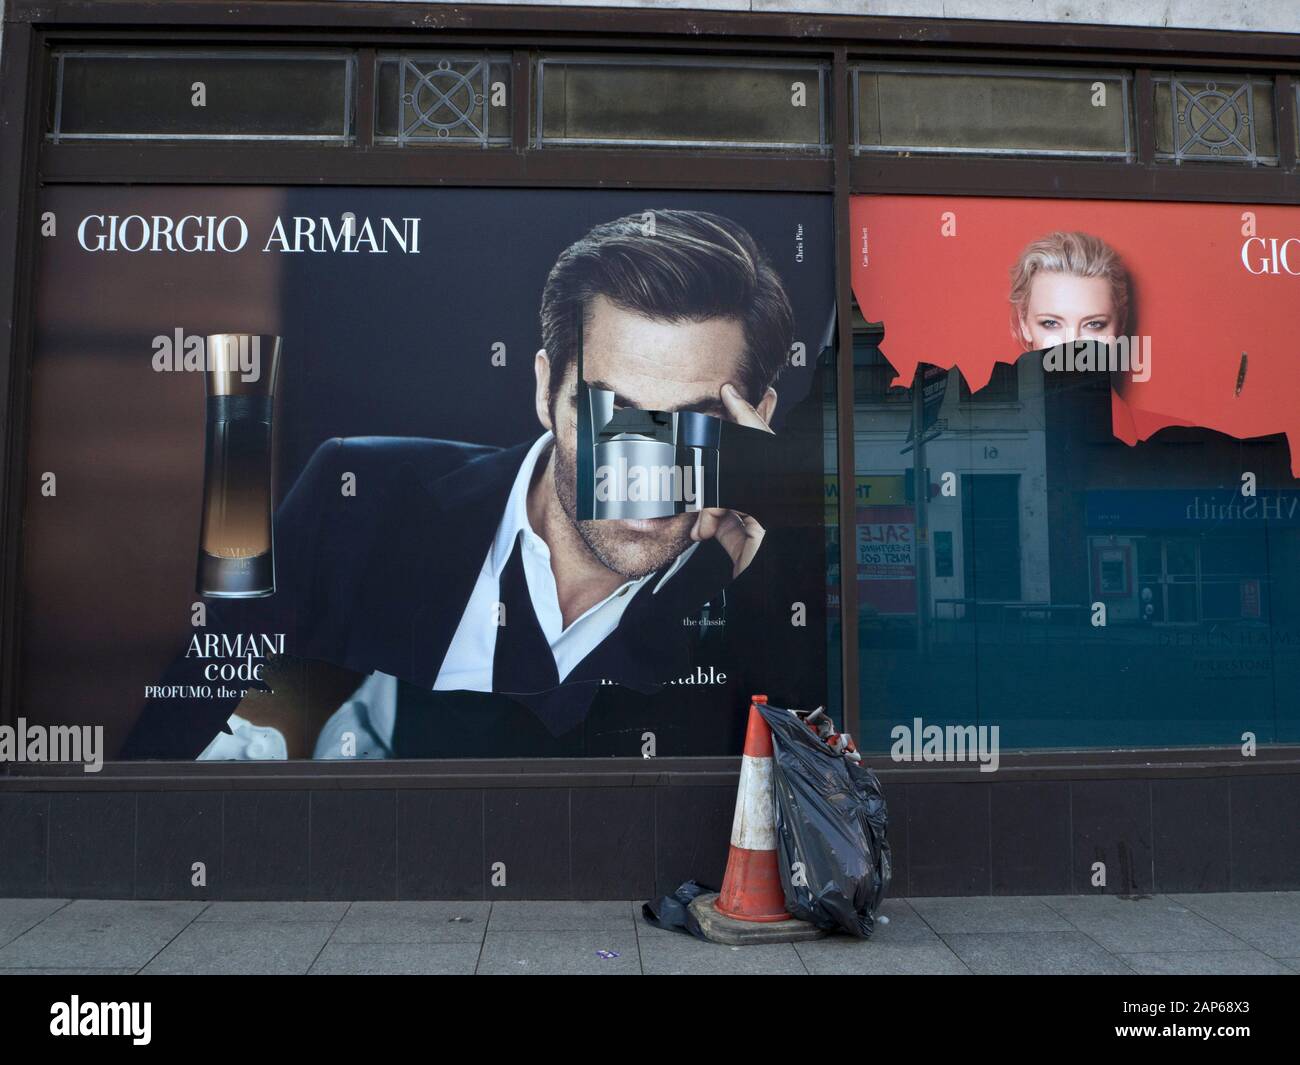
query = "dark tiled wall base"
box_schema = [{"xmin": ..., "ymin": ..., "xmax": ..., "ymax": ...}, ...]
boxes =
[{"xmin": 0, "ymin": 773, "xmax": 1296, "ymax": 899}]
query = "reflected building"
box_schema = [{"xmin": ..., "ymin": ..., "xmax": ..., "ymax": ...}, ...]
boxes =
[{"xmin": 836, "ymin": 307, "xmax": 1300, "ymax": 751}]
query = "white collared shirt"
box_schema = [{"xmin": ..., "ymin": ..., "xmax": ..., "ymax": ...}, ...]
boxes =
[
  {"xmin": 434, "ymin": 431, "xmax": 694, "ymax": 691},
  {"xmin": 204, "ymin": 432, "xmax": 696, "ymax": 760}
]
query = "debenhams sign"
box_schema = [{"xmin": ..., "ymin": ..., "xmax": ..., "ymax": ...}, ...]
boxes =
[{"xmin": 75, "ymin": 214, "xmax": 421, "ymax": 254}]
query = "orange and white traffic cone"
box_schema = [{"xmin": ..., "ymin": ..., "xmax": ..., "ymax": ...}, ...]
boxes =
[{"xmin": 714, "ymin": 695, "xmax": 791, "ymax": 923}]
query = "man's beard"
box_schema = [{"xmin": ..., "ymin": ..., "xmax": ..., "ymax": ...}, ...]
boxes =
[{"xmin": 551, "ymin": 435, "xmax": 696, "ymax": 580}]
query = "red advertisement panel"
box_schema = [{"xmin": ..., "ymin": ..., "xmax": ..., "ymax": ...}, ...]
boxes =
[{"xmin": 852, "ymin": 195, "xmax": 1300, "ymax": 473}]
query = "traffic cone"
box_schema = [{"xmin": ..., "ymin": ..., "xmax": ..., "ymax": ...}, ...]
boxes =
[{"xmin": 714, "ymin": 695, "xmax": 791, "ymax": 922}]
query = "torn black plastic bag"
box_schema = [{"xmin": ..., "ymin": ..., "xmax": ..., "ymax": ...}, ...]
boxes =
[
  {"xmin": 641, "ymin": 880, "xmax": 715, "ymax": 939},
  {"xmin": 757, "ymin": 703, "xmax": 891, "ymax": 937}
]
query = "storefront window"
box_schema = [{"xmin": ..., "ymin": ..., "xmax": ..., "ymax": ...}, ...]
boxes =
[
  {"xmin": 537, "ymin": 56, "xmax": 828, "ymax": 150},
  {"xmin": 10, "ymin": 39, "xmax": 1300, "ymax": 770},
  {"xmin": 851, "ymin": 194, "xmax": 1300, "ymax": 751},
  {"xmin": 853, "ymin": 64, "xmax": 1132, "ymax": 158},
  {"xmin": 49, "ymin": 49, "xmax": 355, "ymax": 142},
  {"xmin": 21, "ymin": 187, "xmax": 836, "ymax": 761}
]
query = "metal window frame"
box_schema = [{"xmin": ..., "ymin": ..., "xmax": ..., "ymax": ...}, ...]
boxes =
[
  {"xmin": 0, "ymin": 1, "xmax": 1298, "ymax": 782},
  {"xmin": 1151, "ymin": 70, "xmax": 1280, "ymax": 166},
  {"xmin": 373, "ymin": 51, "xmax": 513, "ymax": 148},
  {"xmin": 534, "ymin": 52, "xmax": 830, "ymax": 152},
  {"xmin": 851, "ymin": 61, "xmax": 1134, "ymax": 160},
  {"xmin": 47, "ymin": 46, "xmax": 357, "ymax": 144}
]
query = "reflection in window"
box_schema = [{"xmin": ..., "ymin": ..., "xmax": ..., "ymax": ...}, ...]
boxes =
[
  {"xmin": 853, "ymin": 294, "xmax": 1297, "ymax": 752},
  {"xmin": 959, "ymin": 362, "xmax": 1020, "ymax": 404},
  {"xmin": 961, "ymin": 474, "xmax": 1023, "ymax": 603}
]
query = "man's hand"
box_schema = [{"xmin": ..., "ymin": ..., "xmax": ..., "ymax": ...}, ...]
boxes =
[
  {"xmin": 721, "ymin": 382, "xmax": 775, "ymax": 433},
  {"xmin": 692, "ymin": 382, "xmax": 772, "ymax": 577},
  {"xmin": 691, "ymin": 509, "xmax": 764, "ymax": 578}
]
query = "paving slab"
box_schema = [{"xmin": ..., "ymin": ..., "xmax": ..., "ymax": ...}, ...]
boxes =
[
  {"xmin": 331, "ymin": 901, "xmax": 489, "ymax": 943},
  {"xmin": 0, "ymin": 899, "xmax": 69, "ymax": 949},
  {"xmin": 196, "ymin": 901, "xmax": 350, "ymax": 923},
  {"xmin": 910, "ymin": 896, "xmax": 1075, "ymax": 934},
  {"xmin": 1117, "ymin": 949, "xmax": 1293, "ymax": 975},
  {"xmin": 1168, "ymin": 892, "xmax": 1300, "ymax": 957},
  {"xmin": 1040, "ymin": 894, "xmax": 1249, "ymax": 954},
  {"xmin": 638, "ymin": 926, "xmax": 807, "ymax": 975},
  {"xmin": 2, "ymin": 894, "xmax": 1298, "ymax": 975},
  {"xmin": 0, "ymin": 900, "xmax": 204, "ymax": 970},
  {"xmin": 476, "ymin": 931, "xmax": 641, "ymax": 975},
  {"xmin": 862, "ymin": 899, "xmax": 947, "ymax": 943},
  {"xmin": 140, "ymin": 921, "xmax": 335, "ymax": 975},
  {"xmin": 487, "ymin": 901, "xmax": 635, "ymax": 932},
  {"xmin": 941, "ymin": 931, "xmax": 1133, "ymax": 975},
  {"xmin": 310, "ymin": 941, "xmax": 482, "ymax": 975},
  {"xmin": 0, "ymin": 967, "xmax": 140, "ymax": 975},
  {"xmin": 795, "ymin": 936, "xmax": 970, "ymax": 974}
]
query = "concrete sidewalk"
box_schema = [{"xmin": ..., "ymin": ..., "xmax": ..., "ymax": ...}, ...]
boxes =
[{"xmin": 0, "ymin": 893, "xmax": 1297, "ymax": 975}]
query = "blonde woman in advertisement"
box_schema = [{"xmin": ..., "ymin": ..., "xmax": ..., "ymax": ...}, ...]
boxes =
[{"xmin": 1009, "ymin": 230, "xmax": 1132, "ymax": 352}]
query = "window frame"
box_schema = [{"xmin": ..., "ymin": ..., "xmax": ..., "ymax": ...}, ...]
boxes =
[
  {"xmin": 47, "ymin": 46, "xmax": 357, "ymax": 144},
  {"xmin": 533, "ymin": 52, "xmax": 830, "ymax": 152},
  {"xmin": 851, "ymin": 61, "xmax": 1135, "ymax": 160}
]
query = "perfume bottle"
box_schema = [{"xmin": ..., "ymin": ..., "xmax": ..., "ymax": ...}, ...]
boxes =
[
  {"xmin": 196, "ymin": 334, "xmax": 282, "ymax": 598},
  {"xmin": 576, "ymin": 320, "xmax": 721, "ymax": 520},
  {"xmin": 674, "ymin": 409, "xmax": 721, "ymax": 512}
]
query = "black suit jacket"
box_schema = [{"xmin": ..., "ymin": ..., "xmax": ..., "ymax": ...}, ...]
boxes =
[{"xmin": 123, "ymin": 436, "xmax": 827, "ymax": 759}]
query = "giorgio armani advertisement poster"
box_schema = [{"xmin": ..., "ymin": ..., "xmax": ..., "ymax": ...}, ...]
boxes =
[
  {"xmin": 23, "ymin": 188, "xmax": 835, "ymax": 760},
  {"xmin": 849, "ymin": 194, "xmax": 1300, "ymax": 749},
  {"xmin": 852, "ymin": 195, "xmax": 1300, "ymax": 470}
]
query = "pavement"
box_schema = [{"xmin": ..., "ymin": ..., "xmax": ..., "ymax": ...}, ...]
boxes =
[{"xmin": 0, "ymin": 893, "xmax": 1298, "ymax": 975}]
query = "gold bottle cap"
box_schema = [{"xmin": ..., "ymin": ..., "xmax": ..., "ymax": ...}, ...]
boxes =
[{"xmin": 205, "ymin": 334, "xmax": 282, "ymax": 397}]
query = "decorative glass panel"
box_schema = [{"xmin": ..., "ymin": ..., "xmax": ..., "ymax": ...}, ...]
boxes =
[
  {"xmin": 374, "ymin": 53, "xmax": 511, "ymax": 147},
  {"xmin": 1152, "ymin": 73, "xmax": 1277, "ymax": 165}
]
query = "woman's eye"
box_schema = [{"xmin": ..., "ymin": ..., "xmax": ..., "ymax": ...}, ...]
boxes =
[
  {"xmin": 1038, "ymin": 319, "xmax": 1060, "ymax": 329},
  {"xmin": 1084, "ymin": 321, "xmax": 1108, "ymax": 331}
]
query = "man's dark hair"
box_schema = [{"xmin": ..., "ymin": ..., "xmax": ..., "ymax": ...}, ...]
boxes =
[{"xmin": 540, "ymin": 209, "xmax": 794, "ymax": 406}]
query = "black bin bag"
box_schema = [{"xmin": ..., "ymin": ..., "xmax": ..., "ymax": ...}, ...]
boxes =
[{"xmin": 757, "ymin": 703, "xmax": 891, "ymax": 937}]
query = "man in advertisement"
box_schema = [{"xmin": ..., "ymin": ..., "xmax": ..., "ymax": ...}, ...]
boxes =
[{"xmin": 124, "ymin": 208, "xmax": 823, "ymax": 760}]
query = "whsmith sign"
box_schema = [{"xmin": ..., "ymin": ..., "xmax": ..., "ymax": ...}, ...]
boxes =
[{"xmin": 1086, "ymin": 490, "xmax": 1300, "ymax": 528}]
